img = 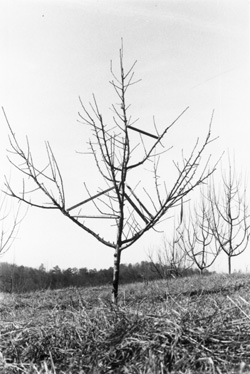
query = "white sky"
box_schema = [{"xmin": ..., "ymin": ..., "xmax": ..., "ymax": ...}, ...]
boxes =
[{"xmin": 0, "ymin": 0, "xmax": 249, "ymax": 273}]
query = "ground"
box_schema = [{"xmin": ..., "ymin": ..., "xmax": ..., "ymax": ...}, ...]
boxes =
[{"xmin": 0, "ymin": 273, "xmax": 250, "ymax": 373}]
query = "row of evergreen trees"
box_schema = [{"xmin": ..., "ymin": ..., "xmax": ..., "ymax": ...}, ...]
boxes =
[{"xmin": 0, "ymin": 261, "xmax": 205, "ymax": 293}]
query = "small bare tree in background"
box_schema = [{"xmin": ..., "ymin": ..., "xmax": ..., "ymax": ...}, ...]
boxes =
[
  {"xmin": 208, "ymin": 156, "xmax": 250, "ymax": 274},
  {"xmin": 178, "ymin": 194, "xmax": 220, "ymax": 274},
  {"xmin": 148, "ymin": 227, "xmax": 191, "ymax": 279},
  {"xmin": 3, "ymin": 45, "xmax": 217, "ymax": 302},
  {"xmin": 0, "ymin": 194, "xmax": 22, "ymax": 293},
  {"xmin": 0, "ymin": 194, "xmax": 21, "ymax": 257}
]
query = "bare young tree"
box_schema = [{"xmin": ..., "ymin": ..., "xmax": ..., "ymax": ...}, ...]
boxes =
[
  {"xmin": 178, "ymin": 194, "xmax": 220, "ymax": 274},
  {"xmin": 208, "ymin": 156, "xmax": 250, "ymax": 274},
  {"xmin": 148, "ymin": 228, "xmax": 191, "ymax": 279},
  {"xmin": 3, "ymin": 46, "xmax": 217, "ymax": 302}
]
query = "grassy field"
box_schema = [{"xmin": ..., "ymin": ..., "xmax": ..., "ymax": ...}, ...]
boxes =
[{"xmin": 1, "ymin": 273, "xmax": 250, "ymax": 373}]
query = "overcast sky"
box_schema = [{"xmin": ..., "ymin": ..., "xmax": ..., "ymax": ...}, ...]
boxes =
[{"xmin": 0, "ymin": 0, "xmax": 249, "ymax": 272}]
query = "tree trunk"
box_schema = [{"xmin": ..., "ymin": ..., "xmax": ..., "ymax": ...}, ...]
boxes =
[
  {"xmin": 228, "ymin": 255, "xmax": 231, "ymax": 274},
  {"xmin": 112, "ymin": 246, "xmax": 121, "ymax": 303}
]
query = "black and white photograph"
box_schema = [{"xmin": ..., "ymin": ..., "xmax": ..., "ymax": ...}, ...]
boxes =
[{"xmin": 0, "ymin": 1, "xmax": 249, "ymax": 372}]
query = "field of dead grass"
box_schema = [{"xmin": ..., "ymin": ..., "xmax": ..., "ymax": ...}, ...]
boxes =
[{"xmin": 1, "ymin": 273, "xmax": 250, "ymax": 373}]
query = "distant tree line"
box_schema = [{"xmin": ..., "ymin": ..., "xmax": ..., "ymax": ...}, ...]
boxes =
[{"xmin": 0, "ymin": 261, "xmax": 206, "ymax": 294}]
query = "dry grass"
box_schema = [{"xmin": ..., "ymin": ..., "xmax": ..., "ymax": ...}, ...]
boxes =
[{"xmin": 1, "ymin": 273, "xmax": 250, "ymax": 373}]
